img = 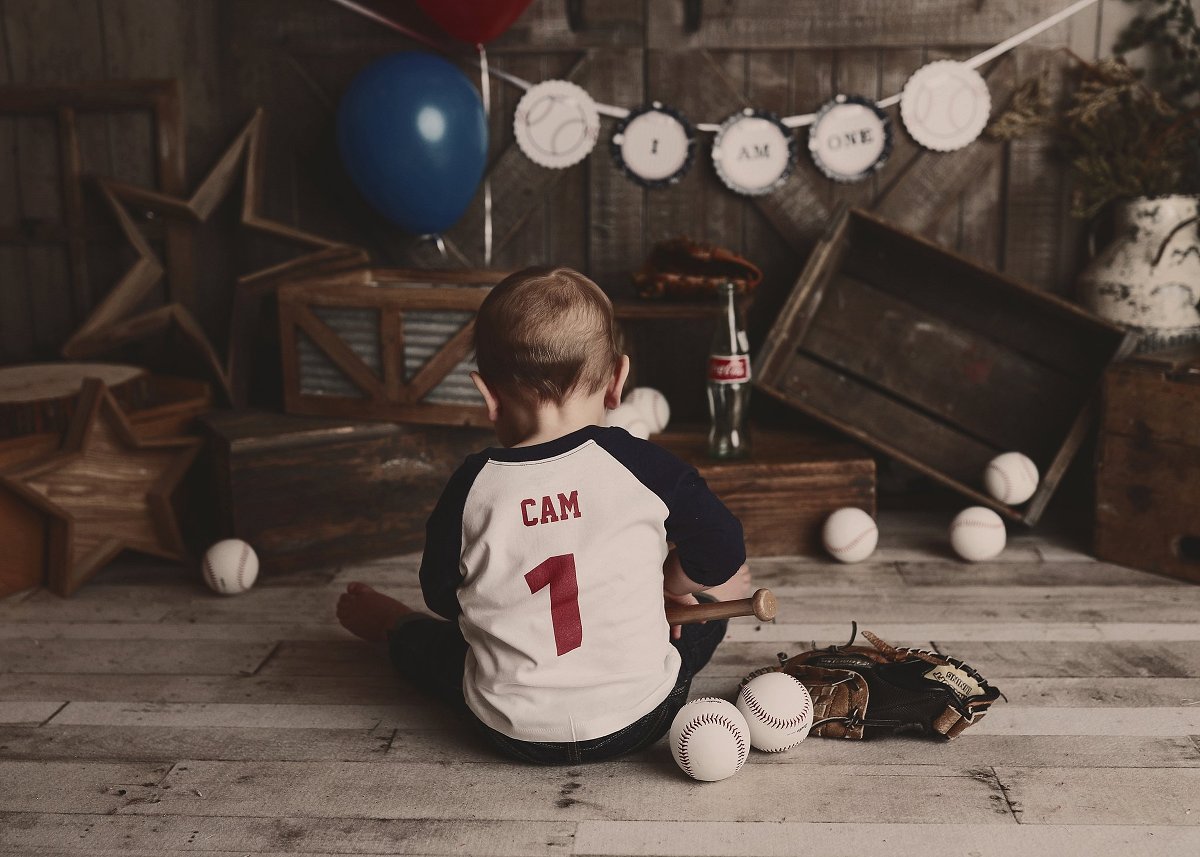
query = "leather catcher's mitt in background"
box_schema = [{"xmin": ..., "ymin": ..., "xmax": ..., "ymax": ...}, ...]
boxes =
[
  {"xmin": 632, "ymin": 237, "xmax": 762, "ymax": 300},
  {"xmin": 742, "ymin": 626, "xmax": 1001, "ymax": 740}
]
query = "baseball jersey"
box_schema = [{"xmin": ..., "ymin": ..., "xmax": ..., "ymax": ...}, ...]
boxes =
[{"xmin": 419, "ymin": 424, "xmax": 745, "ymax": 742}]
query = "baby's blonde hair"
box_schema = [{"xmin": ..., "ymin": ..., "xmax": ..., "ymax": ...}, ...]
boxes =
[{"xmin": 473, "ymin": 266, "xmax": 621, "ymax": 404}]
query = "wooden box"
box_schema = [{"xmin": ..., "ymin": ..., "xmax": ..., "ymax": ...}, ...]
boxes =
[
  {"xmin": 1095, "ymin": 345, "xmax": 1200, "ymax": 583},
  {"xmin": 278, "ymin": 269, "xmax": 501, "ymax": 428},
  {"xmin": 200, "ymin": 411, "xmax": 491, "ymax": 573},
  {"xmin": 755, "ymin": 208, "xmax": 1136, "ymax": 526},
  {"xmin": 656, "ymin": 429, "xmax": 875, "ymax": 557}
]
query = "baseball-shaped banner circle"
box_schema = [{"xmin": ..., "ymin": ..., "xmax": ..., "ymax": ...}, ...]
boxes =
[
  {"xmin": 611, "ymin": 102, "xmax": 696, "ymax": 188},
  {"xmin": 808, "ymin": 94, "xmax": 892, "ymax": 183},
  {"xmin": 203, "ymin": 539, "xmax": 260, "ymax": 595},
  {"xmin": 949, "ymin": 507, "xmax": 1007, "ymax": 562},
  {"xmin": 669, "ymin": 697, "xmax": 751, "ymax": 781},
  {"xmin": 736, "ymin": 672, "xmax": 814, "ymax": 752},
  {"xmin": 983, "ymin": 452, "xmax": 1040, "ymax": 505},
  {"xmin": 900, "ymin": 60, "xmax": 991, "ymax": 152},
  {"xmin": 513, "ymin": 79, "xmax": 601, "ymax": 169},
  {"xmin": 711, "ymin": 108, "xmax": 796, "ymax": 196},
  {"xmin": 822, "ymin": 507, "xmax": 879, "ymax": 563}
]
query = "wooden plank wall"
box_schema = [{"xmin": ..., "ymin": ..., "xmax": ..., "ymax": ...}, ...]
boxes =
[{"xmin": 0, "ymin": 0, "xmax": 1135, "ymax": 416}]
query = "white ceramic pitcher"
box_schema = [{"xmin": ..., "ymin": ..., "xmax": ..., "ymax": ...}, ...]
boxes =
[{"xmin": 1077, "ymin": 194, "xmax": 1200, "ymax": 353}]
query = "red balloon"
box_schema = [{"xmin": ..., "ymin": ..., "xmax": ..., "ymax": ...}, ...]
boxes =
[{"xmin": 415, "ymin": 0, "xmax": 534, "ymax": 45}]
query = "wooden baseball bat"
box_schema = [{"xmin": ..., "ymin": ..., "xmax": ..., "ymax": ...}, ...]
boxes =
[{"xmin": 665, "ymin": 588, "xmax": 777, "ymax": 625}]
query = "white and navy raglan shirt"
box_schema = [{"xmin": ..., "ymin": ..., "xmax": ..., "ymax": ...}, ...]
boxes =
[{"xmin": 419, "ymin": 424, "xmax": 745, "ymax": 743}]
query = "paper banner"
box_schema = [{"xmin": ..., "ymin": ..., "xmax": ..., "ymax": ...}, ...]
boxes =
[
  {"xmin": 611, "ymin": 102, "xmax": 696, "ymax": 188},
  {"xmin": 711, "ymin": 108, "xmax": 796, "ymax": 197},
  {"xmin": 514, "ymin": 80, "xmax": 601, "ymax": 169},
  {"xmin": 807, "ymin": 95, "xmax": 892, "ymax": 183},
  {"xmin": 900, "ymin": 60, "xmax": 992, "ymax": 152}
]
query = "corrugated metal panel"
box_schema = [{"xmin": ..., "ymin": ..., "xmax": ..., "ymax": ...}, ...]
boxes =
[{"xmin": 296, "ymin": 304, "xmax": 479, "ymax": 405}]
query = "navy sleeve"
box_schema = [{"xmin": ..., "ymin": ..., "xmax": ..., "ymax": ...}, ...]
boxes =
[
  {"xmin": 419, "ymin": 453, "xmax": 488, "ymax": 621},
  {"xmin": 593, "ymin": 428, "xmax": 746, "ymax": 587}
]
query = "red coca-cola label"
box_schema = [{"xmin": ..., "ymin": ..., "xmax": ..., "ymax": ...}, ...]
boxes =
[{"xmin": 708, "ymin": 354, "xmax": 751, "ymax": 384}]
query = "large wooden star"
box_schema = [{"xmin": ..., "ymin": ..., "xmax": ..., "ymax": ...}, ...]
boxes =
[
  {"xmin": 2, "ymin": 379, "xmax": 201, "ymax": 596},
  {"xmin": 63, "ymin": 108, "xmax": 367, "ymax": 405}
]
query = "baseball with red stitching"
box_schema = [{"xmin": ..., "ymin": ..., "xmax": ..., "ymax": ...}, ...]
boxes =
[
  {"xmin": 668, "ymin": 697, "xmax": 750, "ymax": 781},
  {"xmin": 736, "ymin": 672, "xmax": 814, "ymax": 752},
  {"xmin": 821, "ymin": 507, "xmax": 879, "ymax": 563},
  {"xmin": 202, "ymin": 539, "xmax": 260, "ymax": 596},
  {"xmin": 982, "ymin": 451, "xmax": 1039, "ymax": 506},
  {"xmin": 949, "ymin": 507, "xmax": 1007, "ymax": 562}
]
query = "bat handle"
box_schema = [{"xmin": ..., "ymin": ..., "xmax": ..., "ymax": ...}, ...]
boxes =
[{"xmin": 665, "ymin": 588, "xmax": 778, "ymax": 625}]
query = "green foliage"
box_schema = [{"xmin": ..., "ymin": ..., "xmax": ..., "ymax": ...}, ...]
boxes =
[
  {"xmin": 991, "ymin": 0, "xmax": 1200, "ymax": 219},
  {"xmin": 1066, "ymin": 0, "xmax": 1200, "ymax": 217},
  {"xmin": 1061, "ymin": 57, "xmax": 1195, "ymax": 219}
]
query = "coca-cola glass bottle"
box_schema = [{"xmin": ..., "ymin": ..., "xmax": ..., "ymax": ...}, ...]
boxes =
[{"xmin": 707, "ymin": 282, "xmax": 751, "ymax": 459}]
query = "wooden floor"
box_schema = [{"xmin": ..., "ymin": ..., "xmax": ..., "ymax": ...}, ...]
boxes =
[{"xmin": 2, "ymin": 511, "xmax": 1198, "ymax": 856}]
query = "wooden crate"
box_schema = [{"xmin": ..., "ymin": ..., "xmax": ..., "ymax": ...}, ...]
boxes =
[
  {"xmin": 655, "ymin": 429, "xmax": 875, "ymax": 557},
  {"xmin": 199, "ymin": 411, "xmax": 491, "ymax": 573},
  {"xmin": 1095, "ymin": 345, "xmax": 1200, "ymax": 583},
  {"xmin": 278, "ymin": 269, "xmax": 501, "ymax": 428},
  {"xmin": 755, "ymin": 208, "xmax": 1136, "ymax": 526}
]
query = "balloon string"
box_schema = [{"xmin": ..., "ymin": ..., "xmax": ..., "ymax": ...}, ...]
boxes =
[
  {"xmin": 327, "ymin": 0, "xmax": 1100, "ymax": 130},
  {"xmin": 479, "ymin": 43, "xmax": 493, "ymax": 268},
  {"xmin": 325, "ymin": 0, "xmax": 450, "ymax": 52}
]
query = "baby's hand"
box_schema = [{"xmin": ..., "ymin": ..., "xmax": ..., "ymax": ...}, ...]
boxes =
[{"xmin": 664, "ymin": 589, "xmax": 699, "ymax": 641}]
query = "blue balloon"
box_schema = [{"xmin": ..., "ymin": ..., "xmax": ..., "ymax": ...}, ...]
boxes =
[{"xmin": 337, "ymin": 53, "xmax": 488, "ymax": 236}]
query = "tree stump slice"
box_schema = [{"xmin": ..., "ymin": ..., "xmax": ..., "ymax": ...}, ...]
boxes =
[{"xmin": 0, "ymin": 363, "xmax": 150, "ymax": 439}]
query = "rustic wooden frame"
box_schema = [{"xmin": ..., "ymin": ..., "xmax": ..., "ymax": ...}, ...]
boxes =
[
  {"xmin": 61, "ymin": 108, "xmax": 367, "ymax": 405},
  {"xmin": 756, "ymin": 207, "xmax": 1138, "ymax": 526},
  {"xmin": 0, "ymin": 80, "xmax": 190, "ymax": 314},
  {"xmin": 280, "ymin": 269, "xmax": 505, "ymax": 427}
]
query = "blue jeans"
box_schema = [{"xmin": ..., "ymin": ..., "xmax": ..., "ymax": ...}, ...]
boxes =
[{"xmin": 387, "ymin": 600, "xmax": 728, "ymax": 765}]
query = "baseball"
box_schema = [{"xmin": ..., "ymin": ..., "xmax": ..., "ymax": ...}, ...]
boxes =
[
  {"xmin": 983, "ymin": 452, "xmax": 1039, "ymax": 505},
  {"xmin": 624, "ymin": 387, "xmax": 671, "ymax": 434},
  {"xmin": 822, "ymin": 507, "xmax": 879, "ymax": 563},
  {"xmin": 202, "ymin": 539, "xmax": 259, "ymax": 595},
  {"xmin": 949, "ymin": 507, "xmax": 1006, "ymax": 561},
  {"xmin": 736, "ymin": 672, "xmax": 814, "ymax": 752},
  {"xmin": 604, "ymin": 402, "xmax": 651, "ymax": 440},
  {"xmin": 669, "ymin": 697, "xmax": 750, "ymax": 782}
]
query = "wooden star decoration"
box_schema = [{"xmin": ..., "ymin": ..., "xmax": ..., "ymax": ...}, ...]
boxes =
[
  {"xmin": 62, "ymin": 180, "xmax": 230, "ymax": 398},
  {"xmin": 63, "ymin": 108, "xmax": 368, "ymax": 405},
  {"xmin": 2, "ymin": 379, "xmax": 201, "ymax": 597}
]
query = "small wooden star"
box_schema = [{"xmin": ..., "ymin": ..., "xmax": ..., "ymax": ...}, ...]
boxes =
[
  {"xmin": 63, "ymin": 108, "xmax": 367, "ymax": 405},
  {"xmin": 3, "ymin": 379, "xmax": 201, "ymax": 596}
]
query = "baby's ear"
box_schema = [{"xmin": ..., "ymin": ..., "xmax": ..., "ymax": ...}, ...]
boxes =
[
  {"xmin": 604, "ymin": 355, "xmax": 631, "ymax": 411},
  {"xmin": 470, "ymin": 372, "xmax": 502, "ymax": 423}
]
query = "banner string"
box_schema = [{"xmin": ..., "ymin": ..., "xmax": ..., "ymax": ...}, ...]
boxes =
[{"xmin": 326, "ymin": 0, "xmax": 1100, "ymax": 129}]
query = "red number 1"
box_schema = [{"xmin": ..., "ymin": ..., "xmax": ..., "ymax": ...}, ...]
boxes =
[{"xmin": 525, "ymin": 554, "xmax": 582, "ymax": 656}]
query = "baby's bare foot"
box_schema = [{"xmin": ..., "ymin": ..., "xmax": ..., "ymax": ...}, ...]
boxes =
[
  {"xmin": 705, "ymin": 563, "xmax": 753, "ymax": 602},
  {"xmin": 336, "ymin": 582, "xmax": 414, "ymax": 643}
]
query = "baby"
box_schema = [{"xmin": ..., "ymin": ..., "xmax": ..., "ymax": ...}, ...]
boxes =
[{"xmin": 338, "ymin": 265, "xmax": 748, "ymax": 764}]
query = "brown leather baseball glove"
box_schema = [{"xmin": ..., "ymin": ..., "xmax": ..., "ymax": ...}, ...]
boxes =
[
  {"xmin": 742, "ymin": 625, "xmax": 1001, "ymax": 740},
  {"xmin": 632, "ymin": 237, "xmax": 762, "ymax": 300}
]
